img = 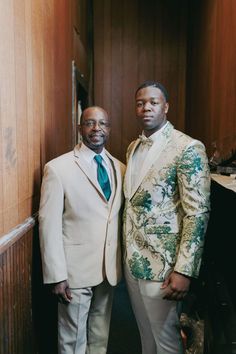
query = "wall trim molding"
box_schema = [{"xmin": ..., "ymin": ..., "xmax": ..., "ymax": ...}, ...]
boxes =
[{"xmin": 0, "ymin": 214, "xmax": 37, "ymax": 255}]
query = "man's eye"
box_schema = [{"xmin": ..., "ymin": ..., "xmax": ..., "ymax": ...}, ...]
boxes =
[
  {"xmin": 99, "ymin": 122, "xmax": 107, "ymax": 127},
  {"xmin": 151, "ymin": 101, "xmax": 158, "ymax": 105},
  {"xmin": 86, "ymin": 121, "xmax": 94, "ymax": 127},
  {"xmin": 136, "ymin": 102, "xmax": 143, "ymax": 107}
]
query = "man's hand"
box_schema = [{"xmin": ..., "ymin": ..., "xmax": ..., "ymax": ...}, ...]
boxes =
[
  {"xmin": 51, "ymin": 280, "xmax": 72, "ymax": 304},
  {"xmin": 161, "ymin": 271, "xmax": 190, "ymax": 301}
]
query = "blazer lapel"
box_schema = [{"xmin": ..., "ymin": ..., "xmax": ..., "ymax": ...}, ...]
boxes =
[
  {"xmin": 124, "ymin": 139, "xmax": 140, "ymax": 199},
  {"xmin": 127, "ymin": 122, "xmax": 174, "ymax": 199},
  {"xmin": 73, "ymin": 145, "xmax": 107, "ymax": 201},
  {"xmin": 105, "ymin": 150, "xmax": 122, "ymax": 215}
]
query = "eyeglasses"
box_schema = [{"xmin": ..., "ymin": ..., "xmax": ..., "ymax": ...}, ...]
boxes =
[{"xmin": 81, "ymin": 120, "xmax": 110, "ymax": 129}]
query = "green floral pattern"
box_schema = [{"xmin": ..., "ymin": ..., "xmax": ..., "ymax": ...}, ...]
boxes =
[
  {"xmin": 164, "ymin": 165, "xmax": 177, "ymax": 194},
  {"xmin": 129, "ymin": 252, "xmax": 155, "ymax": 279},
  {"xmin": 179, "ymin": 147, "xmax": 203, "ymax": 184},
  {"xmin": 131, "ymin": 189, "xmax": 152, "ymax": 210},
  {"xmin": 146, "ymin": 225, "xmax": 172, "ymax": 234},
  {"xmin": 123, "ymin": 122, "xmax": 211, "ymax": 281}
]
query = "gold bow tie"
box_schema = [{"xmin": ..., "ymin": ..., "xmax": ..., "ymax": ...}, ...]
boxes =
[{"xmin": 139, "ymin": 135, "xmax": 153, "ymax": 148}]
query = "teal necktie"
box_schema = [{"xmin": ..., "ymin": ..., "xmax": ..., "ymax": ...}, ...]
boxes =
[{"xmin": 94, "ymin": 155, "xmax": 111, "ymax": 200}]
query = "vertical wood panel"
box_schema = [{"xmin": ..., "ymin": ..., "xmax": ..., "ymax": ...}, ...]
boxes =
[
  {"xmin": 154, "ymin": 2, "xmax": 164, "ymax": 83},
  {"xmin": 110, "ymin": 0, "xmax": 124, "ymax": 158},
  {"xmin": 0, "ymin": 0, "xmax": 19, "ymax": 231},
  {"xmin": 14, "ymin": 0, "xmax": 30, "ymax": 222},
  {"xmin": 0, "ymin": 229, "xmax": 33, "ymax": 353},
  {"xmin": 31, "ymin": 0, "xmax": 44, "ymax": 212},
  {"xmin": 187, "ymin": 0, "xmax": 236, "ymax": 156},
  {"xmin": 25, "ymin": 0, "xmax": 35, "ymax": 212},
  {"xmin": 0, "ymin": 0, "xmax": 86, "ymax": 237},
  {"xmin": 0, "ymin": 1, "xmax": 91, "ymax": 353},
  {"xmin": 137, "ymin": 0, "xmax": 155, "ymax": 82},
  {"xmin": 0, "ymin": 139, "xmax": 3, "ymax": 236},
  {"xmin": 93, "ymin": 0, "xmax": 105, "ymax": 107},
  {"xmin": 103, "ymin": 0, "xmax": 112, "ymax": 118},
  {"xmin": 93, "ymin": 0, "xmax": 188, "ymax": 162},
  {"xmin": 42, "ymin": 1, "xmax": 55, "ymax": 163},
  {"xmin": 53, "ymin": 0, "xmax": 72, "ymax": 157},
  {"xmin": 122, "ymin": 0, "xmax": 139, "ymax": 156}
]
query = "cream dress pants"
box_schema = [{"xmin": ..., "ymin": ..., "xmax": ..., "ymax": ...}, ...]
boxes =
[
  {"xmin": 58, "ymin": 280, "xmax": 113, "ymax": 354},
  {"xmin": 125, "ymin": 266, "xmax": 183, "ymax": 354}
]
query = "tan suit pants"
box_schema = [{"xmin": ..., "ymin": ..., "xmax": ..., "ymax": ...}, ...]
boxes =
[
  {"xmin": 125, "ymin": 266, "xmax": 183, "ymax": 354},
  {"xmin": 58, "ymin": 280, "xmax": 113, "ymax": 354}
]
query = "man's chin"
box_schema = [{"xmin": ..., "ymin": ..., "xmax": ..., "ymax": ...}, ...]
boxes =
[
  {"xmin": 142, "ymin": 125, "xmax": 154, "ymax": 131},
  {"xmin": 86, "ymin": 141, "xmax": 105, "ymax": 152},
  {"xmin": 90, "ymin": 139, "xmax": 104, "ymax": 147}
]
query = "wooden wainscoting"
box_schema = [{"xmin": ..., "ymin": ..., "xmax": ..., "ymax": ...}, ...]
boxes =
[
  {"xmin": 0, "ymin": 216, "xmax": 58, "ymax": 354},
  {"xmin": 0, "ymin": 217, "xmax": 35, "ymax": 354}
]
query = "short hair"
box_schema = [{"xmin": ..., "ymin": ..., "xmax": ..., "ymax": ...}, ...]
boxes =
[
  {"xmin": 135, "ymin": 81, "xmax": 169, "ymax": 102},
  {"xmin": 80, "ymin": 106, "xmax": 108, "ymax": 124}
]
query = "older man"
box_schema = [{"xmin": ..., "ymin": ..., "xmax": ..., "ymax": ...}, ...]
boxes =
[
  {"xmin": 39, "ymin": 106, "xmax": 125, "ymax": 354},
  {"xmin": 123, "ymin": 81, "xmax": 210, "ymax": 354}
]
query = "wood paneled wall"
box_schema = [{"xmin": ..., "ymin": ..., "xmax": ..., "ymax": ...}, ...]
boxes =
[
  {"xmin": 0, "ymin": 1, "xmax": 70, "ymax": 236},
  {"xmin": 0, "ymin": 224, "xmax": 34, "ymax": 354},
  {"xmin": 0, "ymin": 1, "xmax": 90, "ymax": 353},
  {"xmin": 0, "ymin": 0, "xmax": 89, "ymax": 238},
  {"xmin": 187, "ymin": 0, "xmax": 236, "ymax": 157},
  {"xmin": 93, "ymin": 0, "xmax": 188, "ymax": 162}
]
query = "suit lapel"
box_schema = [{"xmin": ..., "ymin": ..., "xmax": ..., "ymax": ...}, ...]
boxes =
[
  {"xmin": 126, "ymin": 122, "xmax": 174, "ymax": 199},
  {"xmin": 74, "ymin": 144, "xmax": 107, "ymax": 201},
  {"xmin": 105, "ymin": 150, "xmax": 121, "ymax": 215},
  {"xmin": 124, "ymin": 139, "xmax": 140, "ymax": 199}
]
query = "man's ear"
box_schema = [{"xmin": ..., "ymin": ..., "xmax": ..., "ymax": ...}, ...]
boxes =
[{"xmin": 165, "ymin": 103, "xmax": 169, "ymax": 114}]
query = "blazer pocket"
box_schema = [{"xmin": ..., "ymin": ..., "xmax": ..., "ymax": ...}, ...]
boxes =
[{"xmin": 64, "ymin": 241, "xmax": 85, "ymax": 246}]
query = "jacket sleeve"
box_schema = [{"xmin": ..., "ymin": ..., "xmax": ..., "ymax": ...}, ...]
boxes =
[
  {"xmin": 174, "ymin": 140, "xmax": 211, "ymax": 278},
  {"xmin": 38, "ymin": 164, "xmax": 68, "ymax": 284}
]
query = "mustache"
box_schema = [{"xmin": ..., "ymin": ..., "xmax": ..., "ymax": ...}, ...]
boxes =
[{"xmin": 89, "ymin": 133, "xmax": 105, "ymax": 137}]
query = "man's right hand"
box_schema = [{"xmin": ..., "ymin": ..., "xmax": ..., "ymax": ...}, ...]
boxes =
[{"xmin": 51, "ymin": 280, "xmax": 72, "ymax": 304}]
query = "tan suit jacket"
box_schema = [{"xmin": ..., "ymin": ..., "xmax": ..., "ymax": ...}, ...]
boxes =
[{"xmin": 39, "ymin": 144, "xmax": 125, "ymax": 288}]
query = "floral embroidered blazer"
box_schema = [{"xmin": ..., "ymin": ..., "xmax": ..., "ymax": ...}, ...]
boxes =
[{"xmin": 123, "ymin": 122, "xmax": 211, "ymax": 281}]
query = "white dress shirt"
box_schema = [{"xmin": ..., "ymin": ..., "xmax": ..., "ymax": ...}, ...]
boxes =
[{"xmin": 132, "ymin": 122, "xmax": 168, "ymax": 187}]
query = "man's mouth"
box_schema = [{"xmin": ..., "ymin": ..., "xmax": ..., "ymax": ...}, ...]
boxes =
[
  {"xmin": 142, "ymin": 116, "xmax": 153, "ymax": 119},
  {"xmin": 90, "ymin": 134, "xmax": 103, "ymax": 138}
]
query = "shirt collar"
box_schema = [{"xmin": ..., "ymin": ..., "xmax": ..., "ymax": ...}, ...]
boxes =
[{"xmin": 80, "ymin": 143, "xmax": 107, "ymax": 164}]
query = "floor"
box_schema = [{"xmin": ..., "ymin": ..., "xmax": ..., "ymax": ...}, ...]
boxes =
[{"xmin": 107, "ymin": 280, "xmax": 142, "ymax": 354}]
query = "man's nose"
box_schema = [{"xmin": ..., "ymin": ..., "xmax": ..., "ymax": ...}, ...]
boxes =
[
  {"xmin": 143, "ymin": 102, "xmax": 151, "ymax": 110},
  {"xmin": 92, "ymin": 121, "xmax": 101, "ymax": 130}
]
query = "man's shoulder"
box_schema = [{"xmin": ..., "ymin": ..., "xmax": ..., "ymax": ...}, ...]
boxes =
[
  {"xmin": 172, "ymin": 128, "xmax": 205, "ymax": 149},
  {"xmin": 45, "ymin": 150, "xmax": 74, "ymax": 169}
]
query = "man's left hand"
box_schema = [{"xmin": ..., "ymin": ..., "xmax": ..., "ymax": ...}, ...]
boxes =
[{"xmin": 161, "ymin": 271, "xmax": 190, "ymax": 301}]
